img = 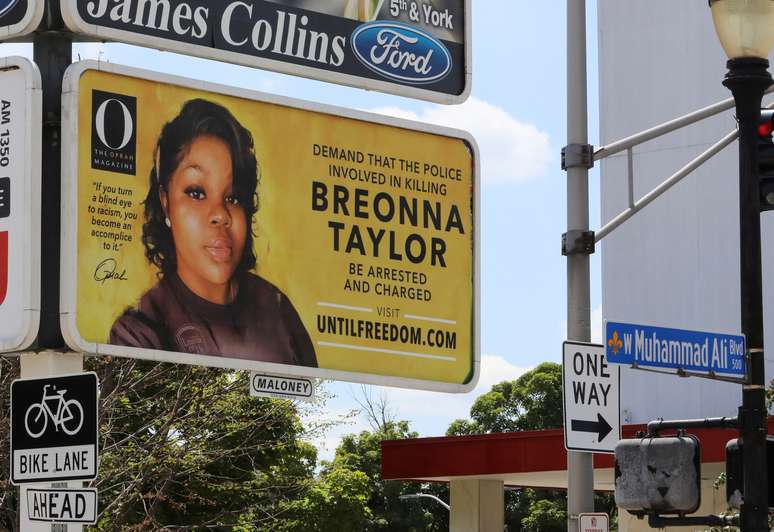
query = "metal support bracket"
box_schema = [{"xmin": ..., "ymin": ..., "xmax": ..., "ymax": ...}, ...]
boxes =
[
  {"xmin": 562, "ymin": 143, "xmax": 594, "ymax": 170},
  {"xmin": 648, "ymin": 512, "xmax": 738, "ymax": 529},
  {"xmin": 562, "ymin": 230, "xmax": 595, "ymax": 256},
  {"xmin": 647, "ymin": 415, "xmax": 738, "ymax": 437}
]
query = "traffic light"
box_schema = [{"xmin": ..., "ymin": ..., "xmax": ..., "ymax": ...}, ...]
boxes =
[
  {"xmin": 758, "ymin": 109, "xmax": 774, "ymax": 211},
  {"xmin": 614, "ymin": 435, "xmax": 701, "ymax": 514},
  {"xmin": 724, "ymin": 437, "xmax": 774, "ymax": 509}
]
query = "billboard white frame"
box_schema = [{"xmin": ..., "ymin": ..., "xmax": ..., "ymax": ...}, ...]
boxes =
[
  {"xmin": 60, "ymin": 1, "xmax": 472, "ymax": 105},
  {"xmin": 0, "ymin": 0, "xmax": 44, "ymax": 41},
  {"xmin": 0, "ymin": 56, "xmax": 41, "ymax": 353},
  {"xmin": 60, "ymin": 60, "xmax": 480, "ymax": 393}
]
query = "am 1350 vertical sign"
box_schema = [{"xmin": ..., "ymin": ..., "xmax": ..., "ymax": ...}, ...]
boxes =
[{"xmin": 0, "ymin": 57, "xmax": 41, "ymax": 354}]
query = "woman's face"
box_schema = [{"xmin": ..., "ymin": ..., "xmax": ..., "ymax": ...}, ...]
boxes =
[{"xmin": 161, "ymin": 135, "xmax": 247, "ymax": 303}]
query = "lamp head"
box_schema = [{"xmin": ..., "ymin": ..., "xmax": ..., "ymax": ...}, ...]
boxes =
[{"xmin": 710, "ymin": 0, "xmax": 774, "ymax": 59}]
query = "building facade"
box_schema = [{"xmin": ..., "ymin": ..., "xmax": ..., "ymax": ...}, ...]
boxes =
[{"xmin": 599, "ymin": 0, "xmax": 774, "ymax": 425}]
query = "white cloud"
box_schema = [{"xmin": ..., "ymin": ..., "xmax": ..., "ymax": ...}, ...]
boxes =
[
  {"xmin": 358, "ymin": 354, "xmax": 530, "ymax": 433},
  {"xmin": 366, "ymin": 97, "xmax": 552, "ymax": 185}
]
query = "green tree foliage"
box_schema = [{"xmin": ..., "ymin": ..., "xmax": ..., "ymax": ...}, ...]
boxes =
[
  {"xmin": 445, "ymin": 362, "xmax": 616, "ymax": 531},
  {"xmin": 90, "ymin": 357, "xmax": 323, "ymax": 530},
  {"xmin": 0, "ymin": 357, "xmax": 20, "ymax": 532},
  {"xmin": 0, "ymin": 355, "xmax": 430, "ymax": 531},
  {"xmin": 326, "ymin": 420, "xmax": 443, "ymax": 531},
  {"xmin": 253, "ymin": 466, "xmax": 373, "ymax": 532},
  {"xmin": 0, "ymin": 356, "xmax": 352, "ymax": 531},
  {"xmin": 0, "ymin": 356, "xmax": 619, "ymax": 530},
  {"xmin": 447, "ymin": 362, "xmax": 563, "ymax": 436},
  {"xmin": 520, "ymin": 499, "xmax": 567, "ymax": 531}
]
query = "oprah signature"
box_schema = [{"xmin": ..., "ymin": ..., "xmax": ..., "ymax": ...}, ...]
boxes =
[{"xmin": 94, "ymin": 258, "xmax": 128, "ymax": 284}]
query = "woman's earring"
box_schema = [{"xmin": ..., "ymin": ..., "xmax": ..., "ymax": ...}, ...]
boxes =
[{"xmin": 165, "ymin": 217, "xmax": 172, "ymax": 228}]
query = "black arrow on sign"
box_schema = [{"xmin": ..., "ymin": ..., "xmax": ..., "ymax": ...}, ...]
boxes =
[{"xmin": 571, "ymin": 413, "xmax": 613, "ymax": 442}]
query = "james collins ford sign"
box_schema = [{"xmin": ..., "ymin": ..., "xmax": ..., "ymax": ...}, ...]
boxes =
[{"xmin": 61, "ymin": 0, "xmax": 471, "ymax": 104}]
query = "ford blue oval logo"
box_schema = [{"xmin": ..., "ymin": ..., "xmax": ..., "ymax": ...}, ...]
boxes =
[
  {"xmin": 351, "ymin": 22, "xmax": 452, "ymax": 85},
  {"xmin": 0, "ymin": 0, "xmax": 19, "ymax": 19}
]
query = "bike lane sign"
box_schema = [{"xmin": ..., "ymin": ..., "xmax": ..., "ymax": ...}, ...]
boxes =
[{"xmin": 10, "ymin": 372, "xmax": 98, "ymax": 484}]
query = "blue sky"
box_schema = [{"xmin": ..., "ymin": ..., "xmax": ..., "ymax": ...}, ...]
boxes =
[{"xmin": 1, "ymin": 1, "xmax": 604, "ymax": 459}]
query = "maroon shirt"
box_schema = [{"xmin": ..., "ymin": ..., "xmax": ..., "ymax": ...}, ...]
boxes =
[{"xmin": 109, "ymin": 273, "xmax": 317, "ymax": 367}]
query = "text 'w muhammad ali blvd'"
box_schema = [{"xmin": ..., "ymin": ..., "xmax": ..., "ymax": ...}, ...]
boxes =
[{"xmin": 605, "ymin": 321, "xmax": 746, "ymax": 381}]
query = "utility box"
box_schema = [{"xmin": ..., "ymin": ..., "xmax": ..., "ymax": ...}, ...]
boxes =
[{"xmin": 615, "ymin": 435, "xmax": 701, "ymax": 514}]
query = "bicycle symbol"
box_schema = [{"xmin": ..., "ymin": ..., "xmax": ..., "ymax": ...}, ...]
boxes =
[{"xmin": 24, "ymin": 384, "xmax": 84, "ymax": 438}]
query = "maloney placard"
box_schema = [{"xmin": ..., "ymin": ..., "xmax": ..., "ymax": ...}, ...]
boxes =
[
  {"xmin": 0, "ymin": 56, "xmax": 41, "ymax": 353},
  {"xmin": 61, "ymin": 61, "xmax": 479, "ymax": 393},
  {"xmin": 60, "ymin": 0, "xmax": 470, "ymax": 104}
]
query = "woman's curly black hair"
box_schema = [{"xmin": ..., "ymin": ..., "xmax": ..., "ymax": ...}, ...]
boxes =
[{"xmin": 142, "ymin": 99, "xmax": 259, "ymax": 277}]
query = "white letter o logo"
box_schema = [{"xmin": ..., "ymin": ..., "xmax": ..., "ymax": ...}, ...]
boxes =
[{"xmin": 95, "ymin": 99, "xmax": 133, "ymax": 151}]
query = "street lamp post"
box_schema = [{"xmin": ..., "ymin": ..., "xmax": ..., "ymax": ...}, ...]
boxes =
[
  {"xmin": 398, "ymin": 493, "xmax": 451, "ymax": 511},
  {"xmin": 710, "ymin": 1, "xmax": 774, "ymax": 530}
]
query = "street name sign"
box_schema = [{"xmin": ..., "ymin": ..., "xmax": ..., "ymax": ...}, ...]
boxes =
[
  {"xmin": 250, "ymin": 373, "xmax": 315, "ymax": 401},
  {"xmin": 10, "ymin": 373, "xmax": 99, "ymax": 484},
  {"xmin": 26, "ymin": 488, "xmax": 98, "ymax": 524},
  {"xmin": 0, "ymin": 56, "xmax": 41, "ymax": 353},
  {"xmin": 563, "ymin": 342, "xmax": 620, "ymax": 454},
  {"xmin": 579, "ymin": 513, "xmax": 609, "ymax": 532},
  {"xmin": 0, "ymin": 0, "xmax": 44, "ymax": 41},
  {"xmin": 605, "ymin": 321, "xmax": 746, "ymax": 380},
  {"xmin": 61, "ymin": 0, "xmax": 471, "ymax": 104}
]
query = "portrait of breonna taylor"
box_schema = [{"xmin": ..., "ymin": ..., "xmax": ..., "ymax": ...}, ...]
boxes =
[{"xmin": 108, "ymin": 98, "xmax": 318, "ymax": 368}]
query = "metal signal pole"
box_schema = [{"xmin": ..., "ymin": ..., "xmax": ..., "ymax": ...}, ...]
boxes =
[
  {"xmin": 722, "ymin": 56, "xmax": 770, "ymax": 532},
  {"xmin": 564, "ymin": 1, "xmax": 595, "ymax": 529}
]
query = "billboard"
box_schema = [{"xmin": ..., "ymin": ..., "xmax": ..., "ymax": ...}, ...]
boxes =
[
  {"xmin": 60, "ymin": 0, "xmax": 470, "ymax": 104},
  {"xmin": 0, "ymin": 0, "xmax": 43, "ymax": 41},
  {"xmin": 0, "ymin": 56, "xmax": 41, "ymax": 353},
  {"xmin": 61, "ymin": 61, "xmax": 479, "ymax": 392}
]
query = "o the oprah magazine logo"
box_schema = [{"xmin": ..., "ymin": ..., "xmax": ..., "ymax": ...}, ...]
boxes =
[
  {"xmin": 91, "ymin": 90, "xmax": 137, "ymax": 175},
  {"xmin": 0, "ymin": 0, "xmax": 20, "ymax": 19}
]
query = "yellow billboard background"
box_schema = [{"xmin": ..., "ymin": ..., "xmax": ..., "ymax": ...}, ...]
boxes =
[{"xmin": 76, "ymin": 69, "xmax": 474, "ymax": 384}]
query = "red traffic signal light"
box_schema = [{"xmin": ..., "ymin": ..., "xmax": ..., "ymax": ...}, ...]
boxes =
[
  {"xmin": 759, "ymin": 110, "xmax": 774, "ymax": 137},
  {"xmin": 758, "ymin": 109, "xmax": 774, "ymax": 211}
]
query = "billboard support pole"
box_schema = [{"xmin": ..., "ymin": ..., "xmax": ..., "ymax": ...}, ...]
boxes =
[
  {"xmin": 23, "ymin": 7, "xmax": 81, "ymax": 531},
  {"xmin": 33, "ymin": 4, "xmax": 71, "ymax": 348},
  {"xmin": 564, "ymin": 1, "xmax": 595, "ymax": 529}
]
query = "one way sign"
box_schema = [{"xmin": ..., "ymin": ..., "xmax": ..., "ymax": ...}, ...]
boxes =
[{"xmin": 563, "ymin": 342, "xmax": 620, "ymax": 453}]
